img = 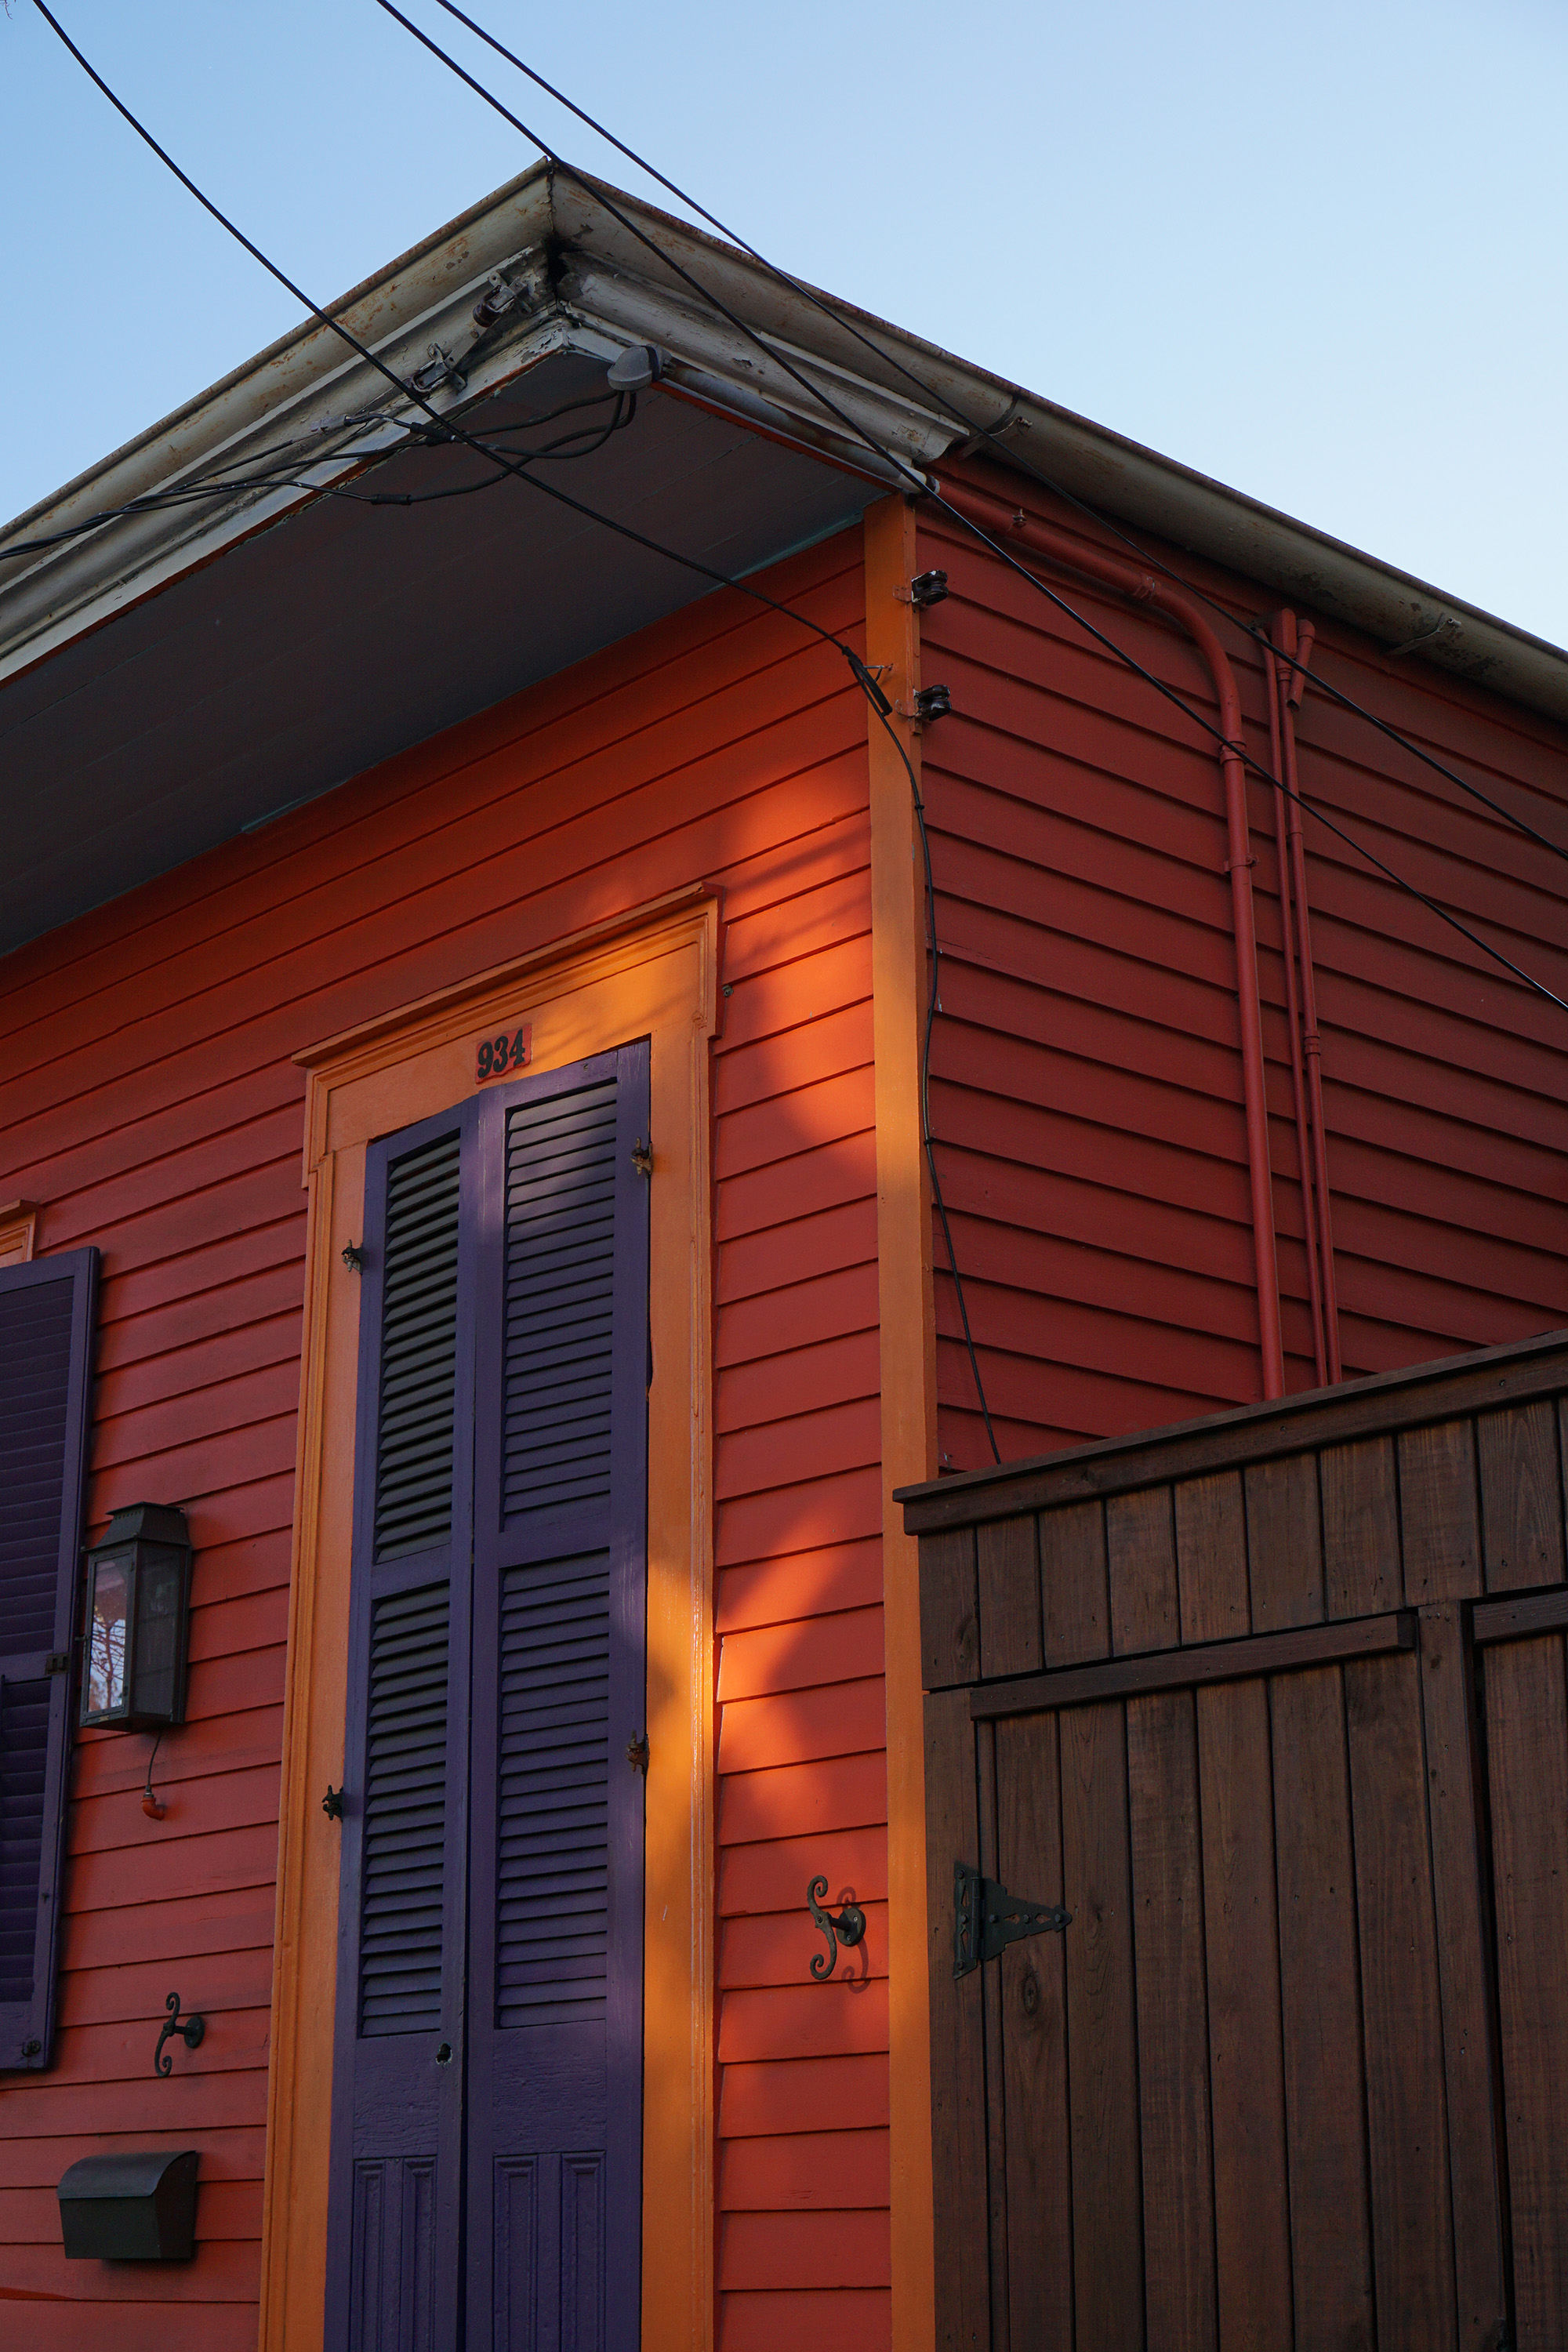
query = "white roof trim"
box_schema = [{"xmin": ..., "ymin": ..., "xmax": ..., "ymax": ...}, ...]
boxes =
[{"xmin": 3, "ymin": 160, "xmax": 1566, "ymax": 722}]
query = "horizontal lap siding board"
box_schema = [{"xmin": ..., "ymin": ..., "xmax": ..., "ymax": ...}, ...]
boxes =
[
  {"xmin": 0, "ymin": 531, "xmax": 889, "ymax": 2343},
  {"xmin": 916, "ymin": 466, "xmax": 1568, "ymax": 1472}
]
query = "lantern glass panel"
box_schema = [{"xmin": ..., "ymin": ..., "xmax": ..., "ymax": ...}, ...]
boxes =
[
  {"xmin": 134, "ymin": 1548, "xmax": 185, "ymax": 1721},
  {"xmin": 85, "ymin": 1554, "xmax": 131, "ymax": 1722}
]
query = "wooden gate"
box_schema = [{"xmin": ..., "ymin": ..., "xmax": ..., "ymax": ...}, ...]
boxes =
[{"xmin": 904, "ymin": 1331, "xmax": 1568, "ymax": 2352}]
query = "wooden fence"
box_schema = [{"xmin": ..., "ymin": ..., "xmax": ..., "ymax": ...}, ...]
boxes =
[{"xmin": 902, "ymin": 1328, "xmax": 1568, "ymax": 2352}]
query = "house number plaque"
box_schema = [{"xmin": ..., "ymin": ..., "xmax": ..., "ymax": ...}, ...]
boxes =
[{"xmin": 476, "ymin": 1024, "xmax": 532, "ymax": 1083}]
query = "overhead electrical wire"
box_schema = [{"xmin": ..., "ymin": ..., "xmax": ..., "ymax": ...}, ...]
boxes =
[
  {"xmin": 29, "ymin": 1, "xmax": 1568, "ymax": 1446},
  {"xmin": 405, "ymin": 0, "xmax": 1568, "ymax": 877},
  {"xmin": 28, "ymin": 0, "xmax": 1562, "ymax": 1027},
  {"xmin": 31, "ymin": 5, "xmax": 1568, "ymax": 1432},
  {"xmin": 0, "ymin": 392, "xmax": 641, "ymax": 561},
  {"xmin": 24, "ymin": 0, "xmax": 1005, "ymax": 1458},
  {"xmin": 369, "ymin": 0, "xmax": 1568, "ymax": 1022}
]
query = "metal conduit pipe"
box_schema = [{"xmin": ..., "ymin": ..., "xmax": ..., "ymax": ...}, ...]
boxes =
[
  {"xmin": 935, "ymin": 477, "xmax": 1287, "ymax": 1399},
  {"xmin": 1263, "ymin": 639, "xmax": 1330, "ymax": 1386},
  {"xmin": 1272, "ymin": 619, "xmax": 1343, "ymax": 1381}
]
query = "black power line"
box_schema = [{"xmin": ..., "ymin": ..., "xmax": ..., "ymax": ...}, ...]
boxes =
[
  {"xmin": 367, "ymin": 2, "xmax": 1568, "ymax": 1022},
  {"xmin": 32, "ymin": 2, "xmax": 1568, "ymax": 1436},
  {"xmin": 24, "ymin": 0, "xmax": 1006, "ymax": 1457},
  {"xmin": 0, "ymin": 391, "xmax": 641, "ymax": 561},
  {"xmin": 408, "ymin": 0, "xmax": 1568, "ymax": 875}
]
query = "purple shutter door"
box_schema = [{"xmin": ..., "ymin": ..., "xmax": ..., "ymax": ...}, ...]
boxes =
[
  {"xmin": 325, "ymin": 1116, "xmax": 477, "ymax": 2352},
  {"xmin": 466, "ymin": 1044, "xmax": 650, "ymax": 2352},
  {"xmin": 0, "ymin": 1250, "xmax": 96, "ymax": 2073}
]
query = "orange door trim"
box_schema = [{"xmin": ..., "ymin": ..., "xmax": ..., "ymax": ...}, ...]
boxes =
[{"xmin": 259, "ymin": 886, "xmax": 719, "ymax": 2352}]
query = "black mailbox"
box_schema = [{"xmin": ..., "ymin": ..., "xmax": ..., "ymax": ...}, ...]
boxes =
[{"xmin": 57, "ymin": 2150, "xmax": 198, "ymax": 2260}]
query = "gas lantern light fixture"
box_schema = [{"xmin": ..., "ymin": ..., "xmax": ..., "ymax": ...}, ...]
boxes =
[{"xmin": 80, "ymin": 1504, "xmax": 194, "ymax": 1732}]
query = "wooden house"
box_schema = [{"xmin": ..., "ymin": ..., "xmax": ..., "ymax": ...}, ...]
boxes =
[{"xmin": 0, "ymin": 163, "xmax": 1563, "ymax": 2350}]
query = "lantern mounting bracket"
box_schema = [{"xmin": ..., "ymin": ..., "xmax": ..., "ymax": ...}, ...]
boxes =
[
  {"xmin": 806, "ymin": 1875, "xmax": 867, "ymax": 1979},
  {"xmin": 153, "ymin": 1992, "xmax": 205, "ymax": 2078}
]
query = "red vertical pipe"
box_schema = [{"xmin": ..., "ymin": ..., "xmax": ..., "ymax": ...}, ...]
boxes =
[
  {"xmin": 936, "ymin": 478, "xmax": 1287, "ymax": 1399},
  {"xmin": 1275, "ymin": 622, "xmax": 1343, "ymax": 1381},
  {"xmin": 1264, "ymin": 642, "xmax": 1328, "ymax": 1385}
]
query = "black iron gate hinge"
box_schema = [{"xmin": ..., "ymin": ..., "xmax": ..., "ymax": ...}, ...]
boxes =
[{"xmin": 954, "ymin": 1860, "xmax": 1072, "ymax": 1977}]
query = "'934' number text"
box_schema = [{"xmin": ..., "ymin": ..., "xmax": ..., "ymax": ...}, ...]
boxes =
[{"xmin": 477, "ymin": 1025, "xmax": 532, "ymax": 1083}]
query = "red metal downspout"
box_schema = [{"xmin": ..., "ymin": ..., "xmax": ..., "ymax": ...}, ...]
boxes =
[
  {"xmin": 1263, "ymin": 636, "xmax": 1329, "ymax": 1385},
  {"xmin": 937, "ymin": 478, "xmax": 1287, "ymax": 1399},
  {"xmin": 1267, "ymin": 615, "xmax": 1343, "ymax": 1381}
]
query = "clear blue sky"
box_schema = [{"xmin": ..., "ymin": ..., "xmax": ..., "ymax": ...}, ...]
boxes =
[{"xmin": 3, "ymin": 0, "xmax": 1565, "ymax": 646}]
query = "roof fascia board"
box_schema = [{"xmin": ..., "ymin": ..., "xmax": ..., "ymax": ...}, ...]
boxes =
[
  {"xmin": 0, "ymin": 173, "xmax": 565, "ymax": 682},
  {"xmin": 980, "ymin": 404, "xmax": 1568, "ymax": 724},
  {"xmin": 5, "ymin": 158, "xmax": 1567, "ymax": 725},
  {"xmin": 544, "ymin": 176, "xmax": 1568, "ymax": 719},
  {"xmin": 0, "ymin": 165, "xmax": 943, "ymax": 682},
  {"xmin": 557, "ymin": 254, "xmax": 950, "ymax": 470}
]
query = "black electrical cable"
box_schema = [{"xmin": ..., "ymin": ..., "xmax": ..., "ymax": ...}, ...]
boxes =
[
  {"xmin": 369, "ymin": 4, "xmax": 1568, "ymax": 1021},
  {"xmin": 0, "ymin": 391, "xmax": 636, "ymax": 559},
  {"xmin": 30, "ymin": 1, "xmax": 1560, "ymax": 1441},
  {"xmin": 26, "ymin": 0, "xmax": 1006, "ymax": 1458},
  {"xmin": 40, "ymin": 8, "xmax": 1565, "ymax": 1428},
  {"xmin": 407, "ymin": 0, "xmax": 1568, "ymax": 875},
  {"xmin": 47, "ymin": 0, "xmax": 1513, "ymax": 1054},
  {"xmin": 967, "ymin": 524, "xmax": 1568, "ymax": 1016}
]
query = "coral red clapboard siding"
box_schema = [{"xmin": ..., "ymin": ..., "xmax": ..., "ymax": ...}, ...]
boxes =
[
  {"xmin": 0, "ymin": 527, "xmax": 890, "ymax": 2350},
  {"xmin": 918, "ymin": 460, "xmax": 1568, "ymax": 1468}
]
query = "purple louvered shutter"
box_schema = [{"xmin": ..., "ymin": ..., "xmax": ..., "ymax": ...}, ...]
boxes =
[
  {"xmin": 466, "ymin": 1045, "xmax": 650, "ymax": 2352},
  {"xmin": 325, "ymin": 1116, "xmax": 474, "ymax": 2352},
  {"xmin": 0, "ymin": 1250, "xmax": 95, "ymax": 2074}
]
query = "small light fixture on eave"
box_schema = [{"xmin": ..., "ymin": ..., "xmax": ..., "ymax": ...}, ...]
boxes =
[
  {"xmin": 80, "ymin": 1504, "xmax": 194, "ymax": 1732},
  {"xmin": 606, "ymin": 342, "xmax": 663, "ymax": 392}
]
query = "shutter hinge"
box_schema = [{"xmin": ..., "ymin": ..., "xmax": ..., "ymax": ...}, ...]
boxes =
[
  {"xmin": 45, "ymin": 1653, "xmax": 69, "ymax": 1675},
  {"xmin": 341, "ymin": 1243, "xmax": 366, "ymax": 1273},
  {"xmin": 954, "ymin": 1860, "xmax": 1071, "ymax": 1977},
  {"xmin": 630, "ymin": 1138, "xmax": 653, "ymax": 1178},
  {"xmin": 625, "ymin": 1734, "xmax": 649, "ymax": 1774}
]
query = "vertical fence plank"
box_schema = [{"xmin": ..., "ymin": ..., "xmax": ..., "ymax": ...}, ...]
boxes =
[
  {"xmin": 1127, "ymin": 1689, "xmax": 1217, "ymax": 2352},
  {"xmin": 1269, "ymin": 1664, "xmax": 1376, "ymax": 2351},
  {"xmin": 1418, "ymin": 1602, "xmax": 1509, "ymax": 2351},
  {"xmin": 1196, "ymin": 1677, "xmax": 1294, "ymax": 2350},
  {"xmin": 1059, "ymin": 1699, "xmax": 1145, "ymax": 2352},
  {"xmin": 1399, "ymin": 1420, "xmax": 1481, "ymax": 1605},
  {"xmin": 1477, "ymin": 1402, "xmax": 1564, "ymax": 1593},
  {"xmin": 1107, "ymin": 1486, "xmax": 1180, "ymax": 1657},
  {"xmin": 1040, "ymin": 1501, "xmax": 1109, "ymax": 1668},
  {"xmin": 978, "ymin": 1515, "xmax": 1044, "ymax": 1682},
  {"xmin": 924, "ymin": 1526, "xmax": 979, "ymax": 1689},
  {"xmin": 1483, "ymin": 1632, "xmax": 1568, "ymax": 2350},
  {"xmin": 1244, "ymin": 1454, "xmax": 1325, "ymax": 1629},
  {"xmin": 926, "ymin": 1686, "xmax": 989, "ymax": 2350},
  {"xmin": 995, "ymin": 1712, "xmax": 1073, "ymax": 2352},
  {"xmin": 977, "ymin": 1718, "xmax": 1011, "ymax": 2352},
  {"xmin": 1174, "ymin": 1472, "xmax": 1250, "ymax": 1644},
  {"xmin": 1344, "ymin": 1649, "xmax": 1459, "ymax": 2350},
  {"xmin": 1321, "ymin": 1436, "xmax": 1400, "ymax": 1620}
]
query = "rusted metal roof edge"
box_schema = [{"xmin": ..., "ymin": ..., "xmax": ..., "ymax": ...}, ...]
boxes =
[{"xmin": 895, "ymin": 1327, "xmax": 1568, "ymax": 1532}]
